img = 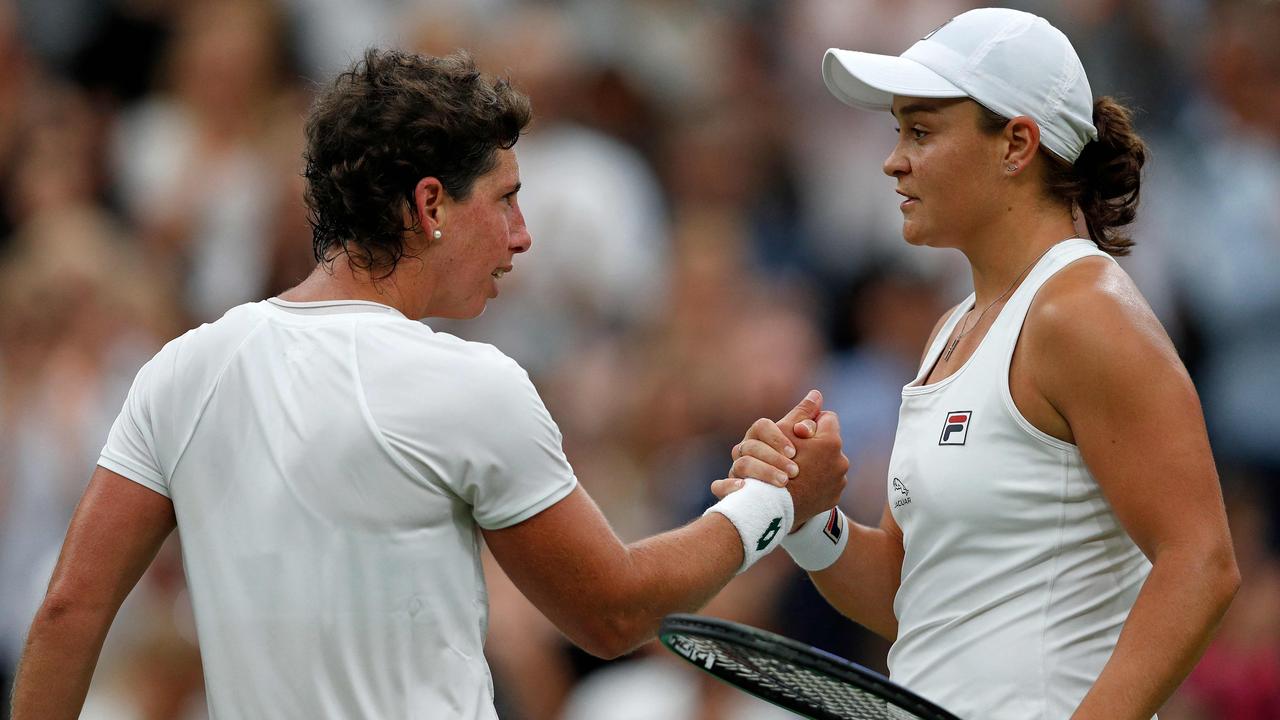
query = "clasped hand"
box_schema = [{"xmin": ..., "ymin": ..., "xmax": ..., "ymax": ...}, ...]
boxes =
[{"xmin": 712, "ymin": 389, "xmax": 849, "ymax": 531}]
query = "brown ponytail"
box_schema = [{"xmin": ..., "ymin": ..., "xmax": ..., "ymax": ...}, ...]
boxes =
[{"xmin": 1044, "ymin": 97, "xmax": 1146, "ymax": 256}]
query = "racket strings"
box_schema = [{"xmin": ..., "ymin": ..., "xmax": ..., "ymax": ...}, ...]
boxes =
[{"xmin": 674, "ymin": 634, "xmax": 926, "ymax": 720}]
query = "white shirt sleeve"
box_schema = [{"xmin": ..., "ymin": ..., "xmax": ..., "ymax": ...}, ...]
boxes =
[
  {"xmin": 98, "ymin": 355, "xmax": 170, "ymax": 497},
  {"xmin": 445, "ymin": 354, "xmax": 579, "ymax": 529},
  {"xmin": 364, "ymin": 333, "xmax": 578, "ymax": 530}
]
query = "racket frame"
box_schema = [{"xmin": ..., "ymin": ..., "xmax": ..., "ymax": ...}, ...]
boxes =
[{"xmin": 659, "ymin": 614, "xmax": 962, "ymax": 720}]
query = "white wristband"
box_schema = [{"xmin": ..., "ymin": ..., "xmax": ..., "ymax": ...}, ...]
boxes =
[
  {"xmin": 704, "ymin": 479, "xmax": 795, "ymax": 574},
  {"xmin": 782, "ymin": 507, "xmax": 849, "ymax": 571}
]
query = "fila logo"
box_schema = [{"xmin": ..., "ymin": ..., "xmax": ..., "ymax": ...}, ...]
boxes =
[
  {"xmin": 939, "ymin": 411, "xmax": 972, "ymax": 445},
  {"xmin": 822, "ymin": 508, "xmax": 845, "ymax": 544}
]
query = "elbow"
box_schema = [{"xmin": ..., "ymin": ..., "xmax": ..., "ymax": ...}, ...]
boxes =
[
  {"xmin": 1205, "ymin": 535, "xmax": 1241, "ymax": 604},
  {"xmin": 1185, "ymin": 538, "xmax": 1241, "ymax": 610},
  {"xmin": 34, "ymin": 591, "xmax": 84, "ymax": 626},
  {"xmin": 29, "ymin": 589, "xmax": 105, "ymax": 635},
  {"xmin": 1217, "ymin": 547, "xmax": 1242, "ymax": 607},
  {"xmin": 571, "ymin": 610, "xmax": 649, "ymax": 660}
]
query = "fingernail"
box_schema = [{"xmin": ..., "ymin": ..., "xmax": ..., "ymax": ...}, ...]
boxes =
[
  {"xmin": 806, "ymin": 390, "xmax": 819, "ymax": 402},
  {"xmin": 788, "ymin": 463, "xmax": 799, "ymax": 477},
  {"xmin": 775, "ymin": 473, "xmax": 789, "ymax": 486},
  {"xmin": 732, "ymin": 478, "xmax": 744, "ymax": 489},
  {"xmin": 784, "ymin": 445, "xmax": 796, "ymax": 458}
]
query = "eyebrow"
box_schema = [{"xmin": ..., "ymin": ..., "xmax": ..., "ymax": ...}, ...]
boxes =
[{"xmin": 892, "ymin": 103, "xmax": 944, "ymax": 120}]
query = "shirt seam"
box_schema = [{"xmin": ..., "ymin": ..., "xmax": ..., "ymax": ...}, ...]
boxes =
[
  {"xmin": 349, "ymin": 318, "xmax": 451, "ymax": 500},
  {"xmin": 166, "ymin": 315, "xmax": 271, "ymax": 487},
  {"xmin": 1038, "ymin": 452, "xmax": 1072, "ymax": 720}
]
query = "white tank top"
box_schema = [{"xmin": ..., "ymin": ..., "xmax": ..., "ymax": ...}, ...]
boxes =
[{"xmin": 885, "ymin": 239, "xmax": 1152, "ymax": 719}]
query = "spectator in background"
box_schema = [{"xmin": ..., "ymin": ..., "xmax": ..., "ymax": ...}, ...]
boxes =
[
  {"xmin": 1140, "ymin": 0, "xmax": 1280, "ymax": 539},
  {"xmin": 0, "ymin": 210, "xmax": 172, "ymax": 713},
  {"xmin": 777, "ymin": 0, "xmax": 972, "ymax": 284},
  {"xmin": 0, "ymin": 0, "xmax": 37, "ymax": 245},
  {"xmin": 111, "ymin": 0, "xmax": 297, "ymax": 322},
  {"xmin": 432, "ymin": 4, "xmax": 668, "ymax": 379}
]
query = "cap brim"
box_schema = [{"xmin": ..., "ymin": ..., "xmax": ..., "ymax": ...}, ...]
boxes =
[{"xmin": 822, "ymin": 48, "xmax": 966, "ymax": 111}]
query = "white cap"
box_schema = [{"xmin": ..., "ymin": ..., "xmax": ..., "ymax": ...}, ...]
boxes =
[{"xmin": 822, "ymin": 7, "xmax": 1098, "ymax": 163}]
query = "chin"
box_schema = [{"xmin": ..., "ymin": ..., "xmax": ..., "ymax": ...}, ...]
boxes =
[
  {"xmin": 902, "ymin": 223, "xmax": 955, "ymax": 250},
  {"xmin": 901, "ymin": 222, "xmax": 927, "ymax": 247}
]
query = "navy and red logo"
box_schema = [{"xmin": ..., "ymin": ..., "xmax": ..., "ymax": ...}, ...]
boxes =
[
  {"xmin": 939, "ymin": 411, "xmax": 972, "ymax": 445},
  {"xmin": 822, "ymin": 508, "xmax": 845, "ymax": 544}
]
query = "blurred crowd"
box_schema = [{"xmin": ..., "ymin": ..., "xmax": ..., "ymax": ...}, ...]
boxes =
[{"xmin": 1, "ymin": 0, "xmax": 1278, "ymax": 718}]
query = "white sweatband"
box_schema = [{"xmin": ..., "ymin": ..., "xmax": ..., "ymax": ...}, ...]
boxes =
[
  {"xmin": 703, "ymin": 479, "xmax": 795, "ymax": 574},
  {"xmin": 782, "ymin": 507, "xmax": 849, "ymax": 572}
]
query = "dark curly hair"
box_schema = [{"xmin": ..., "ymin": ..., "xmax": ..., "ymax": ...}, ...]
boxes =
[
  {"xmin": 978, "ymin": 97, "xmax": 1146, "ymax": 256},
  {"xmin": 303, "ymin": 48, "xmax": 532, "ymax": 275}
]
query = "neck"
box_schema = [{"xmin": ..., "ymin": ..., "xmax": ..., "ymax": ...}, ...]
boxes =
[
  {"xmin": 279, "ymin": 260, "xmax": 427, "ymax": 319},
  {"xmin": 960, "ymin": 210, "xmax": 1080, "ymax": 309}
]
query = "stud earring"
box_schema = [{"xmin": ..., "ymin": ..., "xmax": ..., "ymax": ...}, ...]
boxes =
[
  {"xmin": 1007, "ymin": 164, "xmax": 1018, "ymax": 172},
  {"xmin": 433, "ymin": 229, "xmax": 443, "ymax": 240}
]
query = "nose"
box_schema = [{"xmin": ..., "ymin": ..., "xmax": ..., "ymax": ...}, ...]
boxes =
[
  {"xmin": 510, "ymin": 204, "xmax": 531, "ymax": 254},
  {"xmin": 883, "ymin": 141, "xmax": 909, "ymax": 178}
]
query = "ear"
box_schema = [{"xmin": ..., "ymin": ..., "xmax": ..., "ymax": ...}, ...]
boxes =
[
  {"xmin": 1002, "ymin": 116, "xmax": 1041, "ymax": 175},
  {"xmin": 413, "ymin": 176, "xmax": 448, "ymax": 232}
]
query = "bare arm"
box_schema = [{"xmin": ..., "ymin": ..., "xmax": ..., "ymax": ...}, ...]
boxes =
[
  {"xmin": 11, "ymin": 466, "xmax": 177, "ymax": 720},
  {"xmin": 1024, "ymin": 260, "xmax": 1239, "ymax": 720},
  {"xmin": 484, "ymin": 391, "xmax": 848, "ymax": 659},
  {"xmin": 483, "ymin": 487, "xmax": 742, "ymax": 659},
  {"xmin": 803, "ymin": 504, "xmax": 903, "ymax": 640}
]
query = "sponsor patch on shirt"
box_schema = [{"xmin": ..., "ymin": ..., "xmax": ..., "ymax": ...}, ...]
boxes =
[{"xmin": 939, "ymin": 411, "xmax": 972, "ymax": 445}]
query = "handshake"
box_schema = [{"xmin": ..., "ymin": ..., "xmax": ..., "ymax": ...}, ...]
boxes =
[{"xmin": 705, "ymin": 389, "xmax": 851, "ymax": 574}]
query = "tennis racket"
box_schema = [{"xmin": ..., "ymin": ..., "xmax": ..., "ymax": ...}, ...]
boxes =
[{"xmin": 659, "ymin": 614, "xmax": 961, "ymax": 720}]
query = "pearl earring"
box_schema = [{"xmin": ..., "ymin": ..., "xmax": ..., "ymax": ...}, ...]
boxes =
[{"xmin": 433, "ymin": 229, "xmax": 443, "ymax": 240}]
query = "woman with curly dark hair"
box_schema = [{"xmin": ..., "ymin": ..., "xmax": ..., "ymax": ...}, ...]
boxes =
[
  {"xmin": 12, "ymin": 49, "xmax": 850, "ymax": 719},
  {"xmin": 723, "ymin": 8, "xmax": 1239, "ymax": 719}
]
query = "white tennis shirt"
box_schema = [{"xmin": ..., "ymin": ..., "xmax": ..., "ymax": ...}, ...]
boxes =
[
  {"xmin": 886, "ymin": 240, "xmax": 1153, "ymax": 719},
  {"xmin": 99, "ymin": 298, "xmax": 578, "ymax": 719}
]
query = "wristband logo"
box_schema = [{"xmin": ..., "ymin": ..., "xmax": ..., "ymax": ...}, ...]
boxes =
[
  {"xmin": 756, "ymin": 517, "xmax": 783, "ymax": 551},
  {"xmin": 822, "ymin": 508, "xmax": 844, "ymax": 544}
]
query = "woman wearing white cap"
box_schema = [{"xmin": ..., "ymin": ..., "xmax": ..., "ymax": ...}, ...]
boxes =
[{"xmin": 720, "ymin": 7, "xmax": 1238, "ymax": 719}]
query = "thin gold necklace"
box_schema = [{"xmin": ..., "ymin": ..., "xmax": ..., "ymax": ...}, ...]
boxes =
[{"xmin": 942, "ymin": 240, "xmax": 1070, "ymax": 361}]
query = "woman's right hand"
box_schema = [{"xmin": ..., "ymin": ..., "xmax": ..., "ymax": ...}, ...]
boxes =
[{"xmin": 716, "ymin": 390, "xmax": 849, "ymax": 528}]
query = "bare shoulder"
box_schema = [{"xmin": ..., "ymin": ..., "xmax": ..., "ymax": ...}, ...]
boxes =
[{"xmin": 1023, "ymin": 255, "xmax": 1187, "ymax": 404}]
